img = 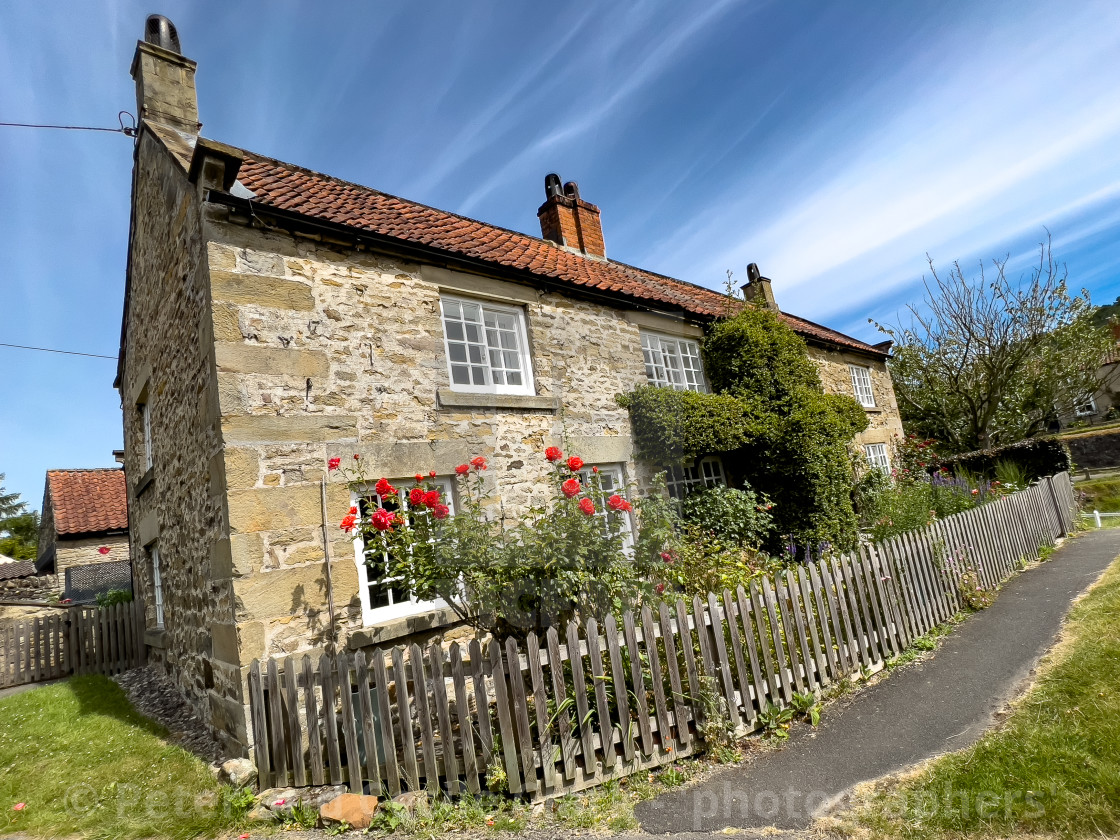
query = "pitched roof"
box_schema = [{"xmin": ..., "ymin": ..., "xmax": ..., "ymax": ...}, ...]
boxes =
[
  {"xmin": 149, "ymin": 125, "xmax": 888, "ymax": 359},
  {"xmin": 45, "ymin": 469, "xmax": 128, "ymax": 537},
  {"xmin": 0, "ymin": 561, "xmax": 36, "ymax": 582}
]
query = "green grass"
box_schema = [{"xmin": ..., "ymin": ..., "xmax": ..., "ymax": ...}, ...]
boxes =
[
  {"xmin": 1076, "ymin": 475, "xmax": 1120, "ymax": 513},
  {"xmin": 848, "ymin": 556, "xmax": 1120, "ymax": 839},
  {"xmin": 0, "ymin": 675, "xmax": 242, "ymax": 840}
]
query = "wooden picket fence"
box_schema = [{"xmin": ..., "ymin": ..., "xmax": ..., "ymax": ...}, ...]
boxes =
[
  {"xmin": 0, "ymin": 600, "xmax": 147, "ymax": 688},
  {"xmin": 248, "ymin": 473, "xmax": 1077, "ymax": 799}
]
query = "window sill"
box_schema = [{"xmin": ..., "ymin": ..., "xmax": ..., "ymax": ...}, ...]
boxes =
[
  {"xmin": 136, "ymin": 467, "xmax": 155, "ymax": 497},
  {"xmin": 863, "ymin": 406, "xmax": 883, "ymax": 414},
  {"xmin": 436, "ymin": 387, "xmax": 559, "ymax": 412},
  {"xmin": 144, "ymin": 627, "xmax": 166, "ymax": 649},
  {"xmin": 347, "ymin": 605, "xmax": 461, "ymax": 649}
]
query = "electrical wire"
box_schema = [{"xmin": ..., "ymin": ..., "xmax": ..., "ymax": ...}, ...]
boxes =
[
  {"xmin": 0, "ymin": 112, "xmax": 137, "ymax": 137},
  {"xmin": 0, "ymin": 342, "xmax": 117, "ymax": 360}
]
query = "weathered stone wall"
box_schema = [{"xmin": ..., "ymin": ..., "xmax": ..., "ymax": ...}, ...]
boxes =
[
  {"xmin": 0, "ymin": 575, "xmax": 58, "ymax": 604},
  {"xmin": 119, "ymin": 129, "xmax": 240, "ymax": 751},
  {"xmin": 55, "ymin": 535, "xmax": 130, "ymax": 590},
  {"xmin": 806, "ymin": 347, "xmax": 904, "ymax": 453},
  {"xmin": 200, "ymin": 218, "xmax": 672, "ymax": 682}
]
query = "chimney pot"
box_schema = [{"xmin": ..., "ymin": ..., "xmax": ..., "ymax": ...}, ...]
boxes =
[
  {"xmin": 544, "ymin": 173, "xmax": 562, "ymax": 199},
  {"xmin": 131, "ymin": 15, "xmax": 200, "ymax": 134},
  {"xmin": 144, "ymin": 14, "xmax": 181, "ymax": 53},
  {"xmin": 563, "ymin": 181, "xmax": 580, "ymax": 200},
  {"xmin": 740, "ymin": 263, "xmax": 778, "ymax": 311}
]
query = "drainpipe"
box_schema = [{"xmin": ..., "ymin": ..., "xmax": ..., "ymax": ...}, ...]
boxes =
[{"xmin": 320, "ymin": 478, "xmax": 338, "ymax": 651}]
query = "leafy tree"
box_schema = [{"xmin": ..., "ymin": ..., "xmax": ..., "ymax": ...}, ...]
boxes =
[
  {"xmin": 879, "ymin": 237, "xmax": 1111, "ymax": 453},
  {"xmin": 0, "ymin": 474, "xmax": 38, "ymax": 561}
]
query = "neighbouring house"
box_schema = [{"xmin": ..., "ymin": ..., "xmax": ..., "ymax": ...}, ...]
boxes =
[
  {"xmin": 116, "ymin": 16, "xmax": 904, "ymax": 753},
  {"xmin": 36, "ymin": 469, "xmax": 131, "ymax": 599},
  {"xmin": 1056, "ymin": 321, "xmax": 1120, "ymax": 430}
]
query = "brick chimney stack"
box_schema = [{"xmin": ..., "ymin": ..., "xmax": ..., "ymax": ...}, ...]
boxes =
[
  {"xmin": 537, "ymin": 174, "xmax": 606, "ymax": 258},
  {"xmin": 740, "ymin": 263, "xmax": 778, "ymax": 311},
  {"xmin": 130, "ymin": 15, "xmax": 200, "ymax": 135}
]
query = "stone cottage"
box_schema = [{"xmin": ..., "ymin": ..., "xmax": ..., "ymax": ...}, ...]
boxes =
[
  {"xmin": 35, "ymin": 468, "xmax": 130, "ymax": 598},
  {"xmin": 115, "ymin": 17, "xmax": 903, "ymax": 753}
]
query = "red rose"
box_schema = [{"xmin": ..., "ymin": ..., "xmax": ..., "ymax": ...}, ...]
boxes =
[
  {"xmin": 607, "ymin": 494, "xmax": 627, "ymax": 511},
  {"xmin": 622, "ymin": 500, "xmax": 633, "ymax": 512},
  {"xmin": 561, "ymin": 478, "xmax": 581, "ymax": 498},
  {"xmin": 431, "ymin": 503, "xmax": 450, "ymax": 520},
  {"xmin": 578, "ymin": 498, "xmax": 596, "ymax": 516},
  {"xmin": 353, "ymin": 454, "xmax": 360, "ymax": 460},
  {"xmin": 370, "ymin": 507, "xmax": 395, "ymax": 531},
  {"xmin": 374, "ymin": 478, "xmax": 397, "ymax": 497},
  {"xmin": 415, "ymin": 473, "xmax": 424, "ymax": 483},
  {"xmin": 340, "ymin": 513, "xmax": 357, "ymax": 533},
  {"xmin": 455, "ymin": 464, "xmax": 470, "ymax": 475},
  {"xmin": 348, "ymin": 506, "xmax": 358, "ymax": 515},
  {"xmin": 566, "ymin": 456, "xmax": 584, "ymax": 472},
  {"xmin": 328, "ymin": 457, "xmax": 341, "ymax": 471},
  {"xmin": 656, "ymin": 583, "xmax": 666, "ymax": 595},
  {"xmin": 592, "ymin": 466, "xmax": 599, "ymax": 474},
  {"xmin": 423, "ymin": 489, "xmax": 440, "ymax": 507},
  {"xmin": 409, "ymin": 487, "xmax": 425, "ymax": 506},
  {"xmin": 429, "ymin": 470, "xmax": 437, "ymax": 478},
  {"xmin": 471, "ymin": 456, "xmax": 488, "ymax": 471},
  {"xmin": 545, "ymin": 446, "xmax": 563, "ymax": 462}
]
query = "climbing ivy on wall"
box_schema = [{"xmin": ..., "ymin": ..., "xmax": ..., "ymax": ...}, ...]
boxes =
[{"xmin": 619, "ymin": 305, "xmax": 868, "ymax": 551}]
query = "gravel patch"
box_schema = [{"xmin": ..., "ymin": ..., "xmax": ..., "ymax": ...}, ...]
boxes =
[{"xmin": 114, "ymin": 665, "xmax": 226, "ymax": 764}]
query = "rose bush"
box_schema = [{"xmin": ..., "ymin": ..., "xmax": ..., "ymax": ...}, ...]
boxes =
[{"xmin": 331, "ymin": 449, "xmax": 671, "ymax": 640}]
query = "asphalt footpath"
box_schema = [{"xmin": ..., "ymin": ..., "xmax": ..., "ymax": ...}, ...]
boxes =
[{"xmin": 635, "ymin": 528, "xmax": 1120, "ymax": 834}]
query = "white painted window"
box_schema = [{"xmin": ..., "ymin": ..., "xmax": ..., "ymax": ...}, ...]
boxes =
[
  {"xmin": 352, "ymin": 478, "xmax": 454, "ymax": 624},
  {"xmin": 150, "ymin": 544, "xmax": 164, "ymax": 628},
  {"xmin": 1075, "ymin": 394, "xmax": 1097, "ymax": 417},
  {"xmin": 141, "ymin": 401, "xmax": 153, "ymax": 471},
  {"xmin": 864, "ymin": 443, "xmax": 891, "ymax": 473},
  {"xmin": 440, "ymin": 296, "xmax": 534, "ymax": 395},
  {"xmin": 849, "ymin": 365, "xmax": 876, "ymax": 408},
  {"xmin": 641, "ymin": 331, "xmax": 708, "ymax": 392},
  {"xmin": 578, "ymin": 464, "xmax": 634, "ymax": 549},
  {"xmin": 665, "ymin": 456, "xmax": 726, "ymax": 500}
]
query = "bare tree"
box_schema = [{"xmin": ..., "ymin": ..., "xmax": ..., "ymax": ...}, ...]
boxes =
[{"xmin": 877, "ymin": 235, "xmax": 1110, "ymax": 453}]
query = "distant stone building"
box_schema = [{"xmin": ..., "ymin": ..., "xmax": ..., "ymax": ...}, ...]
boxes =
[
  {"xmin": 116, "ymin": 17, "xmax": 904, "ymax": 753},
  {"xmin": 36, "ymin": 469, "xmax": 130, "ymax": 594}
]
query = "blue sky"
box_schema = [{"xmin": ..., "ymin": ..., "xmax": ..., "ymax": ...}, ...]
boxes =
[{"xmin": 2, "ymin": 0, "xmax": 1119, "ymax": 510}]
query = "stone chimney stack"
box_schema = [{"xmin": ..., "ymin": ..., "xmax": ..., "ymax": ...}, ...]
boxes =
[
  {"xmin": 130, "ymin": 15, "xmax": 200, "ymax": 135},
  {"xmin": 740, "ymin": 263, "xmax": 778, "ymax": 311},
  {"xmin": 537, "ymin": 174, "xmax": 606, "ymax": 258}
]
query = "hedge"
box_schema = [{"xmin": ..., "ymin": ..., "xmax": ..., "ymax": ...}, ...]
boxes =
[{"xmin": 938, "ymin": 437, "xmax": 1072, "ymax": 482}]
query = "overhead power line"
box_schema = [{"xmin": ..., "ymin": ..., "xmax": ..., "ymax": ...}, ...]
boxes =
[
  {"xmin": 0, "ymin": 111, "xmax": 137, "ymax": 137},
  {"xmin": 0, "ymin": 342, "xmax": 117, "ymax": 360}
]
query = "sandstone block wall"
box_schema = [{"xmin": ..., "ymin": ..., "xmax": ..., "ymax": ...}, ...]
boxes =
[{"xmin": 807, "ymin": 347, "xmax": 904, "ymax": 454}]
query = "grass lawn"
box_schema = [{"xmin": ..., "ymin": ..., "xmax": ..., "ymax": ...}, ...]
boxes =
[
  {"xmin": 1075, "ymin": 475, "xmax": 1120, "ymax": 513},
  {"xmin": 0, "ymin": 675, "xmax": 241, "ymax": 840},
  {"xmin": 846, "ymin": 555, "xmax": 1120, "ymax": 839}
]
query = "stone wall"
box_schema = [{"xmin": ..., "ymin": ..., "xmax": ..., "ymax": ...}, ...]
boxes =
[
  {"xmin": 119, "ymin": 129, "xmax": 240, "ymax": 751},
  {"xmin": 806, "ymin": 346, "xmax": 904, "ymax": 453},
  {"xmin": 200, "ymin": 216, "xmax": 675, "ymax": 682},
  {"xmin": 55, "ymin": 535, "xmax": 130, "ymax": 592},
  {"xmin": 0, "ymin": 575, "xmax": 58, "ymax": 604}
]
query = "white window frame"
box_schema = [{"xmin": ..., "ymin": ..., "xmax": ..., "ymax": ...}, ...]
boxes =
[
  {"xmin": 352, "ymin": 478, "xmax": 454, "ymax": 625},
  {"xmin": 665, "ymin": 456, "xmax": 727, "ymax": 500},
  {"xmin": 849, "ymin": 364, "xmax": 876, "ymax": 408},
  {"xmin": 150, "ymin": 544, "xmax": 164, "ymax": 628},
  {"xmin": 864, "ymin": 443, "xmax": 891, "ymax": 473},
  {"xmin": 1075, "ymin": 393, "xmax": 1097, "ymax": 417},
  {"xmin": 641, "ymin": 331, "xmax": 708, "ymax": 392},
  {"xmin": 577, "ymin": 464, "xmax": 635, "ymax": 550},
  {"xmin": 439, "ymin": 295, "xmax": 535, "ymax": 396},
  {"xmin": 141, "ymin": 401, "xmax": 154, "ymax": 471}
]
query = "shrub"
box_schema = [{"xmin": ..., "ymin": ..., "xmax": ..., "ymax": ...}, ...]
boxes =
[
  {"xmin": 680, "ymin": 484, "xmax": 774, "ymax": 547},
  {"xmin": 938, "ymin": 437, "xmax": 1071, "ymax": 482},
  {"xmin": 331, "ymin": 449, "xmax": 674, "ymax": 641},
  {"xmin": 95, "ymin": 589, "xmax": 133, "ymax": 608},
  {"xmin": 658, "ymin": 525, "xmax": 780, "ymax": 598}
]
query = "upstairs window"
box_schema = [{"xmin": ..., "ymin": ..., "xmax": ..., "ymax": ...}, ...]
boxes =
[
  {"xmin": 864, "ymin": 443, "xmax": 891, "ymax": 473},
  {"xmin": 641, "ymin": 332, "xmax": 707, "ymax": 392},
  {"xmin": 849, "ymin": 364, "xmax": 876, "ymax": 408},
  {"xmin": 141, "ymin": 400, "xmax": 154, "ymax": 471},
  {"xmin": 352, "ymin": 478, "xmax": 454, "ymax": 623},
  {"xmin": 1075, "ymin": 394, "xmax": 1097, "ymax": 417},
  {"xmin": 665, "ymin": 456, "xmax": 726, "ymax": 499},
  {"xmin": 440, "ymin": 296, "xmax": 534, "ymax": 395}
]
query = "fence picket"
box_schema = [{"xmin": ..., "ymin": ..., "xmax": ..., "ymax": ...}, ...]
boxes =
[
  {"xmin": 409, "ymin": 644, "xmax": 439, "ymax": 792},
  {"xmin": 604, "ymin": 615, "xmax": 634, "ymax": 763},
  {"xmin": 703, "ymin": 594, "xmax": 739, "ymax": 725},
  {"xmin": 354, "ymin": 651, "xmax": 382, "ymax": 794},
  {"xmin": 433, "ymin": 643, "xmax": 462, "ymax": 794},
  {"xmin": 622, "ymin": 612, "xmax": 654, "ymax": 756},
  {"xmin": 302, "ymin": 655, "xmax": 325, "ymax": 786},
  {"xmin": 720, "ymin": 590, "xmax": 752, "ymax": 726},
  {"xmin": 524, "ymin": 634, "xmax": 554, "ymax": 793},
  {"xmin": 392, "ymin": 647, "xmax": 420, "ymax": 792},
  {"xmin": 641, "ymin": 606, "xmax": 674, "ymax": 750},
  {"xmin": 545, "ymin": 629, "xmax": 576, "ymax": 781},
  {"xmin": 248, "ymin": 661, "xmax": 272, "ymax": 789},
  {"xmin": 566, "ymin": 621, "xmax": 596, "ymax": 773},
  {"xmin": 814, "ymin": 562, "xmax": 849, "ymax": 675},
  {"xmin": 785, "ymin": 570, "xmax": 817, "ymax": 689},
  {"xmin": 452, "ymin": 643, "xmax": 482, "ymax": 795},
  {"xmin": 266, "ymin": 658, "xmax": 289, "ymax": 787},
  {"xmin": 335, "ymin": 656, "xmax": 362, "ymax": 794},
  {"xmin": 372, "ymin": 649, "xmax": 401, "ymax": 797},
  {"xmin": 586, "ymin": 617, "xmax": 616, "ymax": 771},
  {"xmin": 758, "ymin": 578, "xmax": 792, "ymax": 701},
  {"xmin": 319, "ymin": 652, "xmax": 344, "ymax": 786},
  {"xmin": 659, "ymin": 603, "xmax": 690, "ymax": 748},
  {"xmin": 486, "ymin": 639, "xmax": 522, "ymax": 795},
  {"xmin": 772, "ymin": 574, "xmax": 806, "ymax": 693},
  {"xmin": 282, "ymin": 656, "xmax": 307, "ymax": 788},
  {"xmin": 734, "ymin": 586, "xmax": 769, "ymax": 713},
  {"xmin": 675, "ymin": 598, "xmax": 703, "ymax": 733},
  {"xmin": 795, "ymin": 568, "xmax": 828, "ymax": 686},
  {"xmin": 748, "ymin": 581, "xmax": 781, "ymax": 701},
  {"xmin": 833, "ymin": 556, "xmax": 870, "ymax": 669}
]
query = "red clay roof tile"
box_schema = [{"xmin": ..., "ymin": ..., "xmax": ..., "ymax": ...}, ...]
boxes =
[
  {"xmin": 46, "ymin": 469, "xmax": 128, "ymax": 537},
  {"xmin": 219, "ymin": 146, "xmax": 886, "ymax": 358}
]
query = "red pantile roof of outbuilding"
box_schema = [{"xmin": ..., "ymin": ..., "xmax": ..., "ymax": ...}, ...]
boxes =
[
  {"xmin": 46, "ymin": 469, "xmax": 128, "ymax": 536},
  {"xmin": 170, "ymin": 130, "xmax": 888, "ymax": 359}
]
